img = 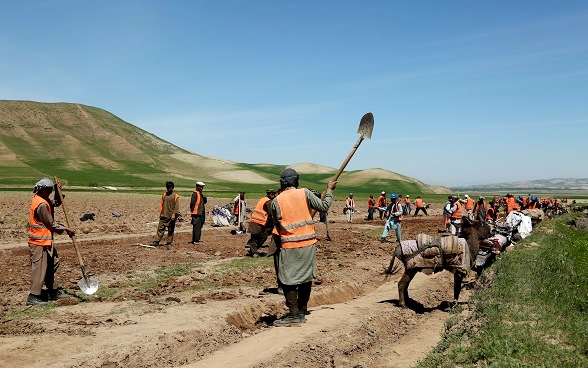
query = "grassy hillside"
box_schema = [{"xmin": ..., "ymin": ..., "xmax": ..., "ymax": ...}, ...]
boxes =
[{"xmin": 0, "ymin": 100, "xmax": 450, "ymax": 198}]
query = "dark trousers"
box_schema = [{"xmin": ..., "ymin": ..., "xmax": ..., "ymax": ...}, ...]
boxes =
[
  {"xmin": 283, "ymin": 282, "xmax": 312, "ymax": 316},
  {"xmin": 414, "ymin": 207, "xmax": 428, "ymax": 216},
  {"xmin": 367, "ymin": 208, "xmax": 374, "ymax": 220},
  {"xmin": 191, "ymin": 215, "xmax": 203, "ymax": 242}
]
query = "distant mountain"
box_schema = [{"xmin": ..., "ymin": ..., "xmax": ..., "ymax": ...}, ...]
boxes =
[
  {"xmin": 0, "ymin": 100, "xmax": 450, "ymax": 194},
  {"xmin": 452, "ymin": 178, "xmax": 588, "ymax": 192}
]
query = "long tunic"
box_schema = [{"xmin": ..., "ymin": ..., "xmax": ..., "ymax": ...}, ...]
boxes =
[{"xmin": 271, "ymin": 187, "xmax": 333, "ymax": 285}]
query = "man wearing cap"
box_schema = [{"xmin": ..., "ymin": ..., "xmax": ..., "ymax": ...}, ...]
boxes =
[
  {"xmin": 189, "ymin": 181, "xmax": 207, "ymax": 244},
  {"xmin": 246, "ymin": 189, "xmax": 277, "ymax": 257},
  {"xmin": 376, "ymin": 191, "xmax": 387, "ymax": 220},
  {"xmin": 27, "ymin": 178, "xmax": 75, "ymax": 305},
  {"xmin": 463, "ymin": 194, "xmax": 475, "ymax": 220},
  {"xmin": 271, "ymin": 168, "xmax": 336, "ymax": 327},
  {"xmin": 380, "ymin": 194, "xmax": 403, "ymax": 243},
  {"xmin": 151, "ymin": 181, "xmax": 180, "ymax": 246},
  {"xmin": 345, "ymin": 193, "xmax": 355, "ymax": 223},
  {"xmin": 404, "ymin": 195, "xmax": 412, "ymax": 216},
  {"xmin": 448, "ymin": 195, "xmax": 462, "ymax": 235}
]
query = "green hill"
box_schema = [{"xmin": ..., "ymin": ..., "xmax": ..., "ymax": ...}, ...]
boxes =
[{"xmin": 0, "ymin": 100, "xmax": 450, "ymax": 197}]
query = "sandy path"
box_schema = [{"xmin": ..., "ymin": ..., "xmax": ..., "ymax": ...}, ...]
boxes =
[{"xmin": 187, "ymin": 273, "xmax": 448, "ymax": 368}]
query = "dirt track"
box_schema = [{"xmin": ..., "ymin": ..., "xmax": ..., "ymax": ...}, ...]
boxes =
[{"xmin": 0, "ymin": 191, "xmax": 465, "ymax": 367}]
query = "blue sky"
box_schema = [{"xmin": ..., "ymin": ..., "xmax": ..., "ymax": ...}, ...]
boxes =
[{"xmin": 1, "ymin": 1, "xmax": 587, "ymax": 186}]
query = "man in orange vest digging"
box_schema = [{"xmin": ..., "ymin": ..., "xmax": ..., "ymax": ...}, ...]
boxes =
[
  {"xmin": 271, "ymin": 168, "xmax": 336, "ymax": 327},
  {"xmin": 151, "ymin": 181, "xmax": 180, "ymax": 246},
  {"xmin": 413, "ymin": 196, "xmax": 428, "ymax": 216},
  {"xmin": 246, "ymin": 189, "xmax": 277, "ymax": 257},
  {"xmin": 366, "ymin": 194, "xmax": 376, "ymax": 220},
  {"xmin": 27, "ymin": 178, "xmax": 75, "ymax": 305},
  {"xmin": 188, "ymin": 181, "xmax": 207, "ymax": 244}
]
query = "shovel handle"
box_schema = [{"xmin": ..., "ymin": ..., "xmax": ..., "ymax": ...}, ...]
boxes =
[
  {"xmin": 310, "ymin": 136, "xmax": 365, "ymax": 219},
  {"xmin": 53, "ymin": 177, "xmax": 89, "ymax": 281}
]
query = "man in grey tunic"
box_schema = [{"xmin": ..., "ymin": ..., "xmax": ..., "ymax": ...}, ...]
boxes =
[{"xmin": 271, "ymin": 168, "xmax": 336, "ymax": 327}]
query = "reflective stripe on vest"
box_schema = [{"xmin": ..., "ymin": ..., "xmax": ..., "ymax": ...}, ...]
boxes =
[
  {"xmin": 450, "ymin": 202, "xmax": 462, "ymax": 219},
  {"xmin": 28, "ymin": 194, "xmax": 53, "ymax": 247},
  {"xmin": 191, "ymin": 190, "xmax": 202, "ymax": 215},
  {"xmin": 250, "ymin": 196, "xmax": 270, "ymax": 226},
  {"xmin": 275, "ymin": 188, "xmax": 316, "ymax": 249},
  {"xmin": 160, "ymin": 192, "xmax": 179, "ymax": 213}
]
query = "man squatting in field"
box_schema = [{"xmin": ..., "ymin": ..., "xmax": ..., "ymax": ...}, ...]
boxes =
[
  {"xmin": 271, "ymin": 168, "xmax": 336, "ymax": 327},
  {"xmin": 246, "ymin": 189, "xmax": 277, "ymax": 257},
  {"xmin": 27, "ymin": 178, "xmax": 75, "ymax": 305},
  {"xmin": 151, "ymin": 181, "xmax": 180, "ymax": 246},
  {"xmin": 188, "ymin": 181, "xmax": 206, "ymax": 244}
]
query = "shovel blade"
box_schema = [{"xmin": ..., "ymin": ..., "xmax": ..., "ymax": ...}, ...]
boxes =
[
  {"xmin": 357, "ymin": 112, "xmax": 374, "ymax": 140},
  {"xmin": 78, "ymin": 276, "xmax": 99, "ymax": 295}
]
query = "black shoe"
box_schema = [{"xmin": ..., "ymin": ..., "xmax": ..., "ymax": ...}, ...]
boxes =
[
  {"xmin": 380, "ymin": 237, "xmax": 387, "ymax": 243},
  {"xmin": 26, "ymin": 294, "xmax": 48, "ymax": 306},
  {"xmin": 150, "ymin": 241, "xmax": 160, "ymax": 246},
  {"xmin": 187, "ymin": 241, "xmax": 196, "ymax": 244},
  {"xmin": 273, "ymin": 314, "xmax": 303, "ymax": 327},
  {"xmin": 48, "ymin": 289, "xmax": 71, "ymax": 301}
]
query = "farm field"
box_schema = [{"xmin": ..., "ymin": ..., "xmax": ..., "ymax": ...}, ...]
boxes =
[{"xmin": 0, "ymin": 191, "xmax": 461, "ymax": 368}]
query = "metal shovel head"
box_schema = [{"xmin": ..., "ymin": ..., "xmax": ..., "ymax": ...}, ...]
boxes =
[
  {"xmin": 78, "ymin": 275, "xmax": 99, "ymax": 295},
  {"xmin": 357, "ymin": 112, "xmax": 374, "ymax": 140}
]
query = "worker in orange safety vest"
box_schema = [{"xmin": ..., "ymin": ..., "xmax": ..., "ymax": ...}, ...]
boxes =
[{"xmin": 270, "ymin": 168, "xmax": 336, "ymax": 327}]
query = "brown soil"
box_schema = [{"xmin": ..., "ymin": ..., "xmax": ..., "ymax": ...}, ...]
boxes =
[{"xmin": 0, "ymin": 192, "xmax": 465, "ymax": 368}]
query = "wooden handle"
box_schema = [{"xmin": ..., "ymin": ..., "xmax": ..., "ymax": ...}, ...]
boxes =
[{"xmin": 53, "ymin": 177, "xmax": 88, "ymax": 278}]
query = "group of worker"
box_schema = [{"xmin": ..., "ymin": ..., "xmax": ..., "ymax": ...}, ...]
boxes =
[
  {"xmin": 442, "ymin": 193, "xmax": 547, "ymax": 236},
  {"xmin": 26, "ymin": 170, "xmax": 335, "ymax": 329}
]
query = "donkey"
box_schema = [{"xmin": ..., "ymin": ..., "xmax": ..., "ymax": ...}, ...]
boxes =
[{"xmin": 385, "ymin": 217, "xmax": 492, "ymax": 308}]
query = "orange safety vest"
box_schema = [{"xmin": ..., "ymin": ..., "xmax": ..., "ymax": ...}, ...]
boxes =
[
  {"xmin": 367, "ymin": 198, "xmax": 376, "ymax": 208},
  {"xmin": 522, "ymin": 197, "xmax": 528, "ymax": 206},
  {"xmin": 190, "ymin": 190, "xmax": 202, "ymax": 215},
  {"xmin": 415, "ymin": 198, "xmax": 423, "ymax": 208},
  {"xmin": 376, "ymin": 195, "xmax": 386, "ymax": 207},
  {"xmin": 506, "ymin": 197, "xmax": 519, "ymax": 213},
  {"xmin": 160, "ymin": 192, "xmax": 179, "ymax": 213},
  {"xmin": 450, "ymin": 202, "xmax": 462, "ymax": 219},
  {"xmin": 28, "ymin": 194, "xmax": 53, "ymax": 247},
  {"xmin": 275, "ymin": 188, "xmax": 316, "ymax": 249},
  {"xmin": 465, "ymin": 198, "xmax": 474, "ymax": 210},
  {"xmin": 527, "ymin": 202, "xmax": 537, "ymax": 210},
  {"xmin": 346, "ymin": 197, "xmax": 354, "ymax": 209},
  {"xmin": 250, "ymin": 196, "xmax": 270, "ymax": 226},
  {"xmin": 233, "ymin": 199, "xmax": 241, "ymax": 215},
  {"xmin": 405, "ymin": 198, "xmax": 410, "ymax": 205},
  {"xmin": 486, "ymin": 207, "xmax": 497, "ymax": 221}
]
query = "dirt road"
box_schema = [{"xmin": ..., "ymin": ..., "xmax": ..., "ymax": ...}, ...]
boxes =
[{"xmin": 0, "ymin": 191, "xmax": 462, "ymax": 367}]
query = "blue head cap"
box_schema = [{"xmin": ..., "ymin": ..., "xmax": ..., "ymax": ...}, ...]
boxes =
[{"xmin": 390, "ymin": 193, "xmax": 397, "ymax": 199}]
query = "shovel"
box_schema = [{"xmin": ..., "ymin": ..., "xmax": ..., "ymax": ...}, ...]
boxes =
[
  {"xmin": 53, "ymin": 177, "xmax": 99, "ymax": 295},
  {"xmin": 311, "ymin": 112, "xmax": 375, "ymax": 234}
]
